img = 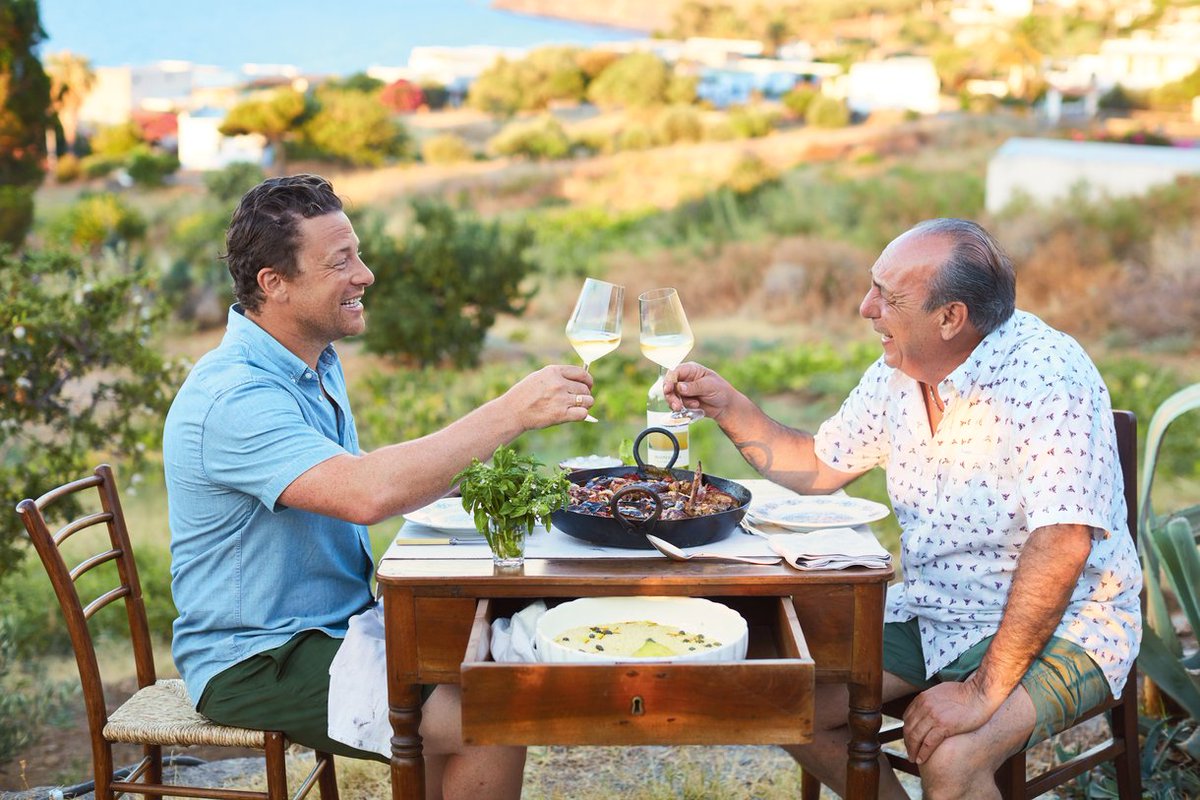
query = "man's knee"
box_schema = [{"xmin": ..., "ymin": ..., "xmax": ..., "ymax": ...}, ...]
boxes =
[{"xmin": 918, "ymin": 735, "xmax": 998, "ymax": 800}]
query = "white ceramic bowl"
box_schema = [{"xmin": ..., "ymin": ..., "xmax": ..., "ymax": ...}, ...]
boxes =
[{"xmin": 535, "ymin": 596, "xmax": 748, "ymax": 664}]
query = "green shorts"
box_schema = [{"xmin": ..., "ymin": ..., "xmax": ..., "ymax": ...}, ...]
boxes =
[
  {"xmin": 197, "ymin": 630, "xmax": 436, "ymax": 762},
  {"xmin": 883, "ymin": 618, "xmax": 1111, "ymax": 747}
]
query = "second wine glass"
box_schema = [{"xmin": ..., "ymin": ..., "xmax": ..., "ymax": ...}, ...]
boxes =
[
  {"xmin": 565, "ymin": 278, "xmax": 624, "ymax": 423},
  {"xmin": 639, "ymin": 287, "xmax": 704, "ymax": 422}
]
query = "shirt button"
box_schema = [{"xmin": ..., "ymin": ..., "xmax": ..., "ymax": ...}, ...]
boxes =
[{"xmin": 304, "ymin": 371, "xmax": 314, "ymax": 380}]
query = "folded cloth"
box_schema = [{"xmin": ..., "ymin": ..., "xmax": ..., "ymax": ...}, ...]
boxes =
[
  {"xmin": 490, "ymin": 600, "xmax": 547, "ymax": 663},
  {"xmin": 328, "ymin": 600, "xmax": 390, "ymax": 758},
  {"xmin": 766, "ymin": 527, "xmax": 891, "ymax": 570}
]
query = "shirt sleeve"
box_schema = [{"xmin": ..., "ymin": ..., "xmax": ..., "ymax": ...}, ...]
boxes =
[
  {"xmin": 814, "ymin": 359, "xmax": 892, "ymax": 474},
  {"xmin": 200, "ymin": 379, "xmax": 348, "ymax": 511},
  {"xmin": 1014, "ymin": 379, "xmax": 1119, "ymax": 539}
]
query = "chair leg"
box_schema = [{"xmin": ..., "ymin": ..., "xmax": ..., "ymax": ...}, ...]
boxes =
[
  {"xmin": 315, "ymin": 751, "xmax": 339, "ymax": 800},
  {"xmin": 800, "ymin": 767, "xmax": 822, "ymax": 799},
  {"xmin": 1111, "ymin": 687, "xmax": 1142, "ymax": 800},
  {"xmin": 145, "ymin": 744, "xmax": 163, "ymax": 800},
  {"xmin": 994, "ymin": 751, "xmax": 1025, "ymax": 800},
  {"xmin": 265, "ymin": 732, "xmax": 289, "ymax": 800}
]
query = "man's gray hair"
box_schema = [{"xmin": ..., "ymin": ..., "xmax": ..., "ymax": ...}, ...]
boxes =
[{"xmin": 914, "ymin": 218, "xmax": 1016, "ymax": 336}]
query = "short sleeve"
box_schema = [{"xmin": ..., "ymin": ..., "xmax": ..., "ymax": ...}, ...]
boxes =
[
  {"xmin": 201, "ymin": 380, "xmax": 348, "ymax": 511},
  {"xmin": 814, "ymin": 359, "xmax": 892, "ymax": 474},
  {"xmin": 1014, "ymin": 380, "xmax": 1120, "ymax": 538}
]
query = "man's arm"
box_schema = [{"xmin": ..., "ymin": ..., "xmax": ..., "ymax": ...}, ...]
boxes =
[
  {"xmin": 279, "ymin": 365, "xmax": 592, "ymax": 524},
  {"xmin": 664, "ymin": 362, "xmax": 861, "ymax": 494},
  {"xmin": 903, "ymin": 523, "xmax": 1093, "ymax": 763}
]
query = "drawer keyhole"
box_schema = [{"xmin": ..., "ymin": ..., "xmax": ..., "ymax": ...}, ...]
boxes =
[{"xmin": 630, "ymin": 695, "xmax": 645, "ymax": 716}]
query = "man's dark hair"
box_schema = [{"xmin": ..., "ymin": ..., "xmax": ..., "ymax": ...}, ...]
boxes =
[
  {"xmin": 915, "ymin": 218, "xmax": 1016, "ymax": 336},
  {"xmin": 222, "ymin": 174, "xmax": 343, "ymax": 312}
]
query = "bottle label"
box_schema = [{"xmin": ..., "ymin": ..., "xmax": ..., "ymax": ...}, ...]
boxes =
[{"xmin": 646, "ymin": 411, "xmax": 689, "ymax": 468}]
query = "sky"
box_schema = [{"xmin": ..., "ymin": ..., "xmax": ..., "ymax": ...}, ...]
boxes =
[{"xmin": 37, "ymin": 0, "xmax": 641, "ymax": 75}]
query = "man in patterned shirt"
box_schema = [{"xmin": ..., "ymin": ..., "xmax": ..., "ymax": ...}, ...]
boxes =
[{"xmin": 664, "ymin": 218, "xmax": 1141, "ymax": 799}]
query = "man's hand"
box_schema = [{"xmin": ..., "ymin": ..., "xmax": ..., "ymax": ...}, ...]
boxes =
[
  {"xmin": 902, "ymin": 675, "xmax": 1004, "ymax": 764},
  {"xmin": 505, "ymin": 365, "xmax": 594, "ymax": 429},
  {"xmin": 663, "ymin": 362, "xmax": 737, "ymax": 421}
]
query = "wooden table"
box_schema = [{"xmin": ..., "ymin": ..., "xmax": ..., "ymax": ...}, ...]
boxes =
[{"xmin": 377, "ymin": 557, "xmax": 892, "ymax": 800}]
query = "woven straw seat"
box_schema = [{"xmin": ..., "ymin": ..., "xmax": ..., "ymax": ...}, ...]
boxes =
[
  {"xmin": 103, "ymin": 679, "xmax": 267, "ymax": 748},
  {"xmin": 18, "ymin": 465, "xmax": 338, "ymax": 800}
]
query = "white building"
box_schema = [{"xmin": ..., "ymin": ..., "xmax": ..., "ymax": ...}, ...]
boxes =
[
  {"xmin": 177, "ymin": 108, "xmax": 269, "ymax": 172},
  {"xmin": 79, "ymin": 62, "xmax": 240, "ymax": 127},
  {"xmin": 985, "ymin": 137, "xmax": 1200, "ymax": 213},
  {"xmin": 845, "ymin": 57, "xmax": 941, "ymax": 116}
]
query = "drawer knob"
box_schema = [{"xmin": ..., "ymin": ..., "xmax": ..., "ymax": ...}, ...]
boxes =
[{"xmin": 630, "ymin": 695, "xmax": 645, "ymax": 716}]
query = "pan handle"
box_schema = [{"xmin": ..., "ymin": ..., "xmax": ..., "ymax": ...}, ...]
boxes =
[
  {"xmin": 633, "ymin": 427, "xmax": 680, "ymax": 471},
  {"xmin": 609, "ymin": 483, "xmax": 663, "ymax": 529}
]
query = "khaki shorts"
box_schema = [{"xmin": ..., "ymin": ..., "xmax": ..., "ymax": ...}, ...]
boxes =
[
  {"xmin": 198, "ymin": 630, "xmax": 436, "ymax": 762},
  {"xmin": 883, "ymin": 618, "xmax": 1111, "ymax": 747}
]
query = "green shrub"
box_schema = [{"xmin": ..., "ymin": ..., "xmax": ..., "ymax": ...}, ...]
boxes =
[
  {"xmin": 88, "ymin": 120, "xmax": 143, "ymax": 158},
  {"xmin": 782, "ymin": 85, "xmax": 818, "ymax": 117},
  {"xmin": 653, "ymin": 105, "xmax": 704, "ymax": 144},
  {"xmin": 301, "ymin": 89, "xmax": 409, "ymax": 166},
  {"xmin": 0, "ymin": 248, "xmax": 179, "ymax": 581},
  {"xmin": 615, "ymin": 122, "xmax": 656, "ymax": 151},
  {"xmin": 0, "ymin": 616, "xmax": 78, "ymax": 762},
  {"xmin": 79, "ymin": 152, "xmax": 123, "ymax": 179},
  {"xmin": 571, "ymin": 129, "xmax": 612, "ymax": 156},
  {"xmin": 53, "ymin": 152, "xmax": 82, "ymax": 182},
  {"xmin": 358, "ymin": 200, "xmax": 538, "ymax": 367},
  {"xmin": 725, "ymin": 152, "xmax": 779, "ymax": 194},
  {"xmin": 0, "ymin": 185, "xmax": 35, "ymax": 248},
  {"xmin": 703, "ymin": 118, "xmax": 737, "ymax": 141},
  {"xmin": 203, "ymin": 161, "xmax": 266, "ymax": 202},
  {"xmin": 806, "ymin": 95, "xmax": 850, "ymax": 128},
  {"xmin": 419, "ymin": 81, "xmax": 450, "ymax": 110},
  {"xmin": 50, "ymin": 192, "xmax": 147, "ymax": 252},
  {"xmin": 468, "ymin": 48, "xmax": 586, "ymax": 115},
  {"xmin": 421, "ymin": 132, "xmax": 473, "ymax": 165},
  {"xmin": 125, "ymin": 144, "xmax": 179, "ymax": 186},
  {"xmin": 727, "ymin": 105, "xmax": 779, "ymax": 138},
  {"xmin": 488, "ymin": 115, "xmax": 571, "ymax": 160},
  {"xmin": 587, "ymin": 52, "xmax": 670, "ymax": 109},
  {"xmin": 666, "ymin": 74, "xmax": 699, "ymax": 105}
]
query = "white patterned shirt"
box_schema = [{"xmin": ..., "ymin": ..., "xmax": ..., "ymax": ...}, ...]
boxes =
[{"xmin": 814, "ymin": 310, "xmax": 1141, "ymax": 697}]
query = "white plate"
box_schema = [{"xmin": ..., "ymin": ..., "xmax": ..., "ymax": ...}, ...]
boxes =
[
  {"xmin": 746, "ymin": 495, "xmax": 890, "ymax": 531},
  {"xmin": 403, "ymin": 498, "xmax": 479, "ymax": 534}
]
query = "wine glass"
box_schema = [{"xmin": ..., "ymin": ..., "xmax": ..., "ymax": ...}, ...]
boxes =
[
  {"xmin": 639, "ymin": 287, "xmax": 704, "ymax": 422},
  {"xmin": 565, "ymin": 278, "xmax": 624, "ymax": 423}
]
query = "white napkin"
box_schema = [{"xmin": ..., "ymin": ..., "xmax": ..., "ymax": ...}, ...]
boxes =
[
  {"xmin": 765, "ymin": 527, "xmax": 892, "ymax": 570},
  {"xmin": 328, "ymin": 601, "xmax": 391, "ymax": 758},
  {"xmin": 490, "ymin": 600, "xmax": 547, "ymax": 663}
]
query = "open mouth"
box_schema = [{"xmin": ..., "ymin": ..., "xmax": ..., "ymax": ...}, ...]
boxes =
[{"xmin": 341, "ymin": 297, "xmax": 363, "ymax": 310}]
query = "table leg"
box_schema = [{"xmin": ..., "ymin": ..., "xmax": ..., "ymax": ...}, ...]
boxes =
[
  {"xmin": 385, "ymin": 590, "xmax": 424, "ymax": 800},
  {"xmin": 846, "ymin": 679, "xmax": 883, "ymax": 799},
  {"xmin": 845, "ymin": 583, "xmax": 885, "ymax": 800}
]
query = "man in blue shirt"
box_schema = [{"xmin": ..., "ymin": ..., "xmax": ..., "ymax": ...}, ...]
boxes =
[{"xmin": 164, "ymin": 174, "xmax": 594, "ymax": 799}]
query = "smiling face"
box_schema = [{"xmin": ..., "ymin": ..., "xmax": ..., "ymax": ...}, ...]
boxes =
[
  {"xmin": 260, "ymin": 210, "xmax": 374, "ymax": 361},
  {"xmin": 859, "ymin": 231, "xmax": 964, "ymax": 384}
]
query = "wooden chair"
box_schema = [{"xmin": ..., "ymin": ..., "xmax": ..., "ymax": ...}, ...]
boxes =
[
  {"xmin": 801, "ymin": 410, "xmax": 1142, "ymax": 799},
  {"xmin": 17, "ymin": 464, "xmax": 340, "ymax": 800}
]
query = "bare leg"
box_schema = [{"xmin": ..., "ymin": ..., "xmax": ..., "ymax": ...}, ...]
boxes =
[
  {"xmin": 418, "ymin": 685, "xmax": 526, "ymax": 800},
  {"xmin": 784, "ymin": 672, "xmax": 919, "ymax": 799},
  {"xmin": 917, "ymin": 685, "xmax": 1036, "ymax": 800}
]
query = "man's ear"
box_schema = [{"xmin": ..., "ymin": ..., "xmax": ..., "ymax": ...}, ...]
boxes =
[
  {"xmin": 939, "ymin": 301, "xmax": 970, "ymax": 340},
  {"xmin": 256, "ymin": 267, "xmax": 286, "ymax": 303}
]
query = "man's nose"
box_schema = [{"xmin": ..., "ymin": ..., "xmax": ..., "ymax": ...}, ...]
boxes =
[
  {"xmin": 356, "ymin": 261, "xmax": 375, "ymax": 286},
  {"xmin": 859, "ymin": 290, "xmax": 876, "ymax": 319}
]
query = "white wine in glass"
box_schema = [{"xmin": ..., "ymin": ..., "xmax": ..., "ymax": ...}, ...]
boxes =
[
  {"xmin": 565, "ymin": 278, "xmax": 624, "ymax": 423},
  {"xmin": 639, "ymin": 287, "xmax": 704, "ymax": 422}
]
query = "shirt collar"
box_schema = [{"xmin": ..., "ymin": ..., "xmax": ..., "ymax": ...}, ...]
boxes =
[
  {"xmin": 225, "ymin": 304, "xmax": 339, "ymax": 381},
  {"xmin": 941, "ymin": 309, "xmax": 1023, "ymax": 397}
]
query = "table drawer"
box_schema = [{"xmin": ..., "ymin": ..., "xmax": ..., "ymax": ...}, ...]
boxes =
[{"xmin": 460, "ymin": 596, "xmax": 813, "ymax": 746}]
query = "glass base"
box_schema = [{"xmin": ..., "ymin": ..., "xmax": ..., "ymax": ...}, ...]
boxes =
[{"xmin": 487, "ymin": 520, "xmax": 527, "ymax": 572}]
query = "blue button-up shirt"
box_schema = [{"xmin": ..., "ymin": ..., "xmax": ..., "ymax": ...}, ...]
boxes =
[{"xmin": 164, "ymin": 306, "xmax": 374, "ymax": 705}]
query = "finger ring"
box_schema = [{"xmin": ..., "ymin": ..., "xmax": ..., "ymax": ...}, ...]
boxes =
[{"xmin": 574, "ymin": 394, "xmax": 584, "ymax": 408}]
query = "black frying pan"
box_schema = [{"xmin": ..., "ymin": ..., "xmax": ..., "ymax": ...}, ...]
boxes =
[{"xmin": 550, "ymin": 427, "xmax": 752, "ymax": 550}]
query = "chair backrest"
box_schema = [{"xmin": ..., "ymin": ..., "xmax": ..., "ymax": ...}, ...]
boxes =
[
  {"xmin": 1113, "ymin": 409, "xmax": 1137, "ymax": 546},
  {"xmin": 16, "ymin": 464, "xmax": 158, "ymax": 747}
]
